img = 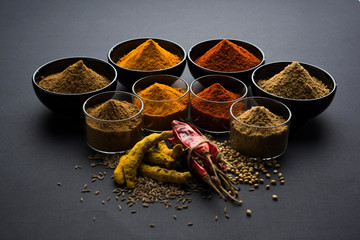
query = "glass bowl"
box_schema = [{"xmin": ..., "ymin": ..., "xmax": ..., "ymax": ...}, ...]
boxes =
[
  {"xmin": 230, "ymin": 97, "xmax": 291, "ymax": 159},
  {"xmin": 83, "ymin": 91, "xmax": 143, "ymax": 154},
  {"xmin": 132, "ymin": 74, "xmax": 189, "ymax": 132},
  {"xmin": 190, "ymin": 75, "xmax": 248, "ymax": 133}
]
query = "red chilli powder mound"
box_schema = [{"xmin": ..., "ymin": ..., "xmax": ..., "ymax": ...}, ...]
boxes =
[
  {"xmin": 195, "ymin": 39, "xmax": 261, "ymax": 72},
  {"xmin": 191, "ymin": 83, "xmax": 242, "ymax": 131}
]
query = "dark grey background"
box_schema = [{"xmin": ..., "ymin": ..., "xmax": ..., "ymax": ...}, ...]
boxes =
[{"xmin": 1, "ymin": 0, "xmax": 359, "ymax": 239}]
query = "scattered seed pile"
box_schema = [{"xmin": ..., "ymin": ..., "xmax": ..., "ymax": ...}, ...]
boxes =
[
  {"xmin": 61, "ymin": 140, "xmax": 285, "ymax": 225},
  {"xmin": 257, "ymin": 61, "xmax": 330, "ymax": 99},
  {"xmin": 88, "ymin": 153, "xmax": 194, "ymax": 208},
  {"xmin": 214, "ymin": 140, "xmax": 285, "ymax": 188},
  {"xmin": 38, "ymin": 60, "xmax": 110, "ymax": 94}
]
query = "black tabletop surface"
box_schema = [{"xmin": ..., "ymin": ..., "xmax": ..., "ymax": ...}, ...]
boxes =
[{"xmin": 1, "ymin": 0, "xmax": 359, "ymax": 239}]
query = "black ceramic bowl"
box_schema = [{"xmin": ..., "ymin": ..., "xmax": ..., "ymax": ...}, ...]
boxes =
[
  {"xmin": 251, "ymin": 62, "xmax": 337, "ymax": 123},
  {"xmin": 32, "ymin": 57, "xmax": 117, "ymax": 115},
  {"xmin": 187, "ymin": 39, "xmax": 265, "ymax": 85},
  {"xmin": 108, "ymin": 38, "xmax": 186, "ymax": 88}
]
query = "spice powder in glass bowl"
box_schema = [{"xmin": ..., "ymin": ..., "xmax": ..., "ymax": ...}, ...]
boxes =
[
  {"xmin": 134, "ymin": 82, "xmax": 188, "ymax": 131},
  {"xmin": 230, "ymin": 106, "xmax": 289, "ymax": 159},
  {"xmin": 85, "ymin": 99, "xmax": 142, "ymax": 153}
]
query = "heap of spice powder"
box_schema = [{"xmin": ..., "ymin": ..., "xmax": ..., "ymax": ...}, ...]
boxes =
[
  {"xmin": 195, "ymin": 39, "xmax": 261, "ymax": 72},
  {"xmin": 38, "ymin": 60, "xmax": 110, "ymax": 94},
  {"xmin": 87, "ymin": 99, "xmax": 140, "ymax": 122},
  {"xmin": 257, "ymin": 62, "xmax": 330, "ymax": 99},
  {"xmin": 192, "ymin": 83, "xmax": 241, "ymax": 119},
  {"xmin": 234, "ymin": 106, "xmax": 287, "ymax": 135},
  {"xmin": 116, "ymin": 39, "xmax": 181, "ymax": 71},
  {"xmin": 136, "ymin": 83, "xmax": 187, "ymax": 117},
  {"xmin": 230, "ymin": 106, "xmax": 288, "ymax": 158},
  {"xmin": 85, "ymin": 99, "xmax": 142, "ymax": 152}
]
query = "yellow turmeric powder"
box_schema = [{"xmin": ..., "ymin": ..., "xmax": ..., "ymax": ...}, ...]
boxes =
[
  {"xmin": 123, "ymin": 131, "xmax": 172, "ymax": 189},
  {"xmin": 135, "ymin": 83, "xmax": 188, "ymax": 117},
  {"xmin": 116, "ymin": 39, "xmax": 181, "ymax": 71}
]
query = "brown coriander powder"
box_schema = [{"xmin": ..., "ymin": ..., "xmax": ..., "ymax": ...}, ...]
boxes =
[
  {"xmin": 230, "ymin": 106, "xmax": 288, "ymax": 158},
  {"xmin": 258, "ymin": 61, "xmax": 330, "ymax": 99},
  {"xmin": 85, "ymin": 99, "xmax": 142, "ymax": 152},
  {"xmin": 38, "ymin": 60, "xmax": 110, "ymax": 94}
]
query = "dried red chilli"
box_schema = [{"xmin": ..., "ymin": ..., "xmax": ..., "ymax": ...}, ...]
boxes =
[
  {"xmin": 169, "ymin": 120, "xmax": 240, "ymax": 203},
  {"xmin": 169, "ymin": 121, "xmax": 225, "ymax": 169},
  {"xmin": 190, "ymin": 157, "xmax": 226, "ymax": 200}
]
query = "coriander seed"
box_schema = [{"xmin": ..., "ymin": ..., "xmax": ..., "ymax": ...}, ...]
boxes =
[{"xmin": 246, "ymin": 209, "xmax": 252, "ymax": 216}]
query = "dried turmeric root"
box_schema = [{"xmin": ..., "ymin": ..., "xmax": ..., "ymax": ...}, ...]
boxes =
[
  {"xmin": 139, "ymin": 163, "xmax": 191, "ymax": 184},
  {"xmin": 157, "ymin": 140, "xmax": 184, "ymax": 160},
  {"xmin": 123, "ymin": 131, "xmax": 172, "ymax": 189},
  {"xmin": 143, "ymin": 149, "xmax": 176, "ymax": 169},
  {"xmin": 113, "ymin": 154, "xmax": 127, "ymax": 185}
]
